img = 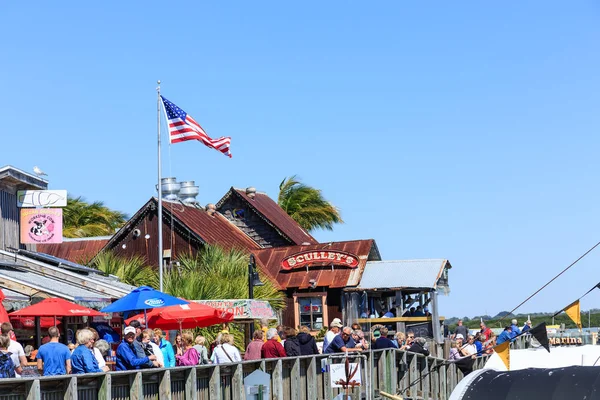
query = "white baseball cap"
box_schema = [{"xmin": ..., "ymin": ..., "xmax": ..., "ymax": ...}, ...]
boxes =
[
  {"xmin": 330, "ymin": 318, "xmax": 343, "ymax": 328},
  {"xmin": 124, "ymin": 326, "xmax": 136, "ymax": 336},
  {"xmin": 456, "ymin": 333, "xmax": 464, "ymax": 340}
]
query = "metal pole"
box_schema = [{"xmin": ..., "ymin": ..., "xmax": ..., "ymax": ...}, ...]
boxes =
[
  {"xmin": 248, "ymin": 255, "xmax": 255, "ymax": 337},
  {"xmin": 157, "ymin": 80, "xmax": 164, "ymax": 292}
]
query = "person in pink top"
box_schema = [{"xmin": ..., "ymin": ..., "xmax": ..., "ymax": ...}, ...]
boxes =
[
  {"xmin": 244, "ymin": 330, "xmax": 264, "ymax": 360},
  {"xmin": 175, "ymin": 332, "xmax": 199, "ymax": 366}
]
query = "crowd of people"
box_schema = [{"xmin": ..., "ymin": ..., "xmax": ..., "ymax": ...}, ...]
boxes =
[{"xmin": 0, "ymin": 315, "xmax": 442, "ymax": 378}]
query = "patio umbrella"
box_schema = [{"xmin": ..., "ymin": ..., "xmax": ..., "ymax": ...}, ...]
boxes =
[
  {"xmin": 9, "ymin": 298, "xmax": 105, "ymax": 325},
  {"xmin": 125, "ymin": 302, "xmax": 234, "ymax": 331},
  {"xmin": 100, "ymin": 286, "xmax": 189, "ymax": 327}
]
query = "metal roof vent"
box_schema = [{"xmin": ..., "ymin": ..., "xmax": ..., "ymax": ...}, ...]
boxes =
[
  {"xmin": 246, "ymin": 187, "xmax": 256, "ymax": 199},
  {"xmin": 205, "ymin": 203, "xmax": 216, "ymax": 216},
  {"xmin": 179, "ymin": 181, "xmax": 199, "ymax": 205},
  {"xmin": 161, "ymin": 177, "xmax": 180, "ymax": 201}
]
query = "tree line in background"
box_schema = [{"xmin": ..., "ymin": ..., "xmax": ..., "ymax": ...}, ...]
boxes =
[{"xmin": 446, "ymin": 311, "xmax": 600, "ymax": 332}]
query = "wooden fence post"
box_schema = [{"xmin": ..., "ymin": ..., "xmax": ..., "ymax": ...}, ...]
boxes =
[
  {"xmin": 388, "ymin": 349, "xmax": 397, "ymax": 394},
  {"xmin": 272, "ymin": 359, "xmax": 284, "ymax": 400},
  {"xmin": 209, "ymin": 365, "xmax": 221, "ymax": 400},
  {"xmin": 159, "ymin": 369, "xmax": 172, "ymax": 400},
  {"xmin": 421, "ymin": 357, "xmax": 430, "ymax": 400},
  {"xmin": 307, "ymin": 356, "xmax": 318, "ymax": 400},
  {"xmin": 26, "ymin": 379, "xmax": 40, "ymax": 400},
  {"xmin": 65, "ymin": 376, "xmax": 77, "ymax": 400},
  {"xmin": 378, "ymin": 351, "xmax": 388, "ymax": 394},
  {"xmin": 438, "ymin": 362, "xmax": 447, "ymax": 400},
  {"xmin": 98, "ymin": 373, "xmax": 111, "ymax": 400},
  {"xmin": 290, "ymin": 358, "xmax": 300, "ymax": 400},
  {"xmin": 129, "ymin": 371, "xmax": 143, "ymax": 400},
  {"xmin": 232, "ymin": 363, "xmax": 245, "ymax": 400}
]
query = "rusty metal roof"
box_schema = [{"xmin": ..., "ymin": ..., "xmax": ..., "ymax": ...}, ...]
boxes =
[
  {"xmin": 36, "ymin": 237, "xmax": 110, "ymax": 264},
  {"xmin": 216, "ymin": 188, "xmax": 318, "ymax": 246},
  {"xmin": 163, "ymin": 199, "xmax": 260, "ymax": 251},
  {"xmin": 252, "ymin": 239, "xmax": 381, "ymax": 290}
]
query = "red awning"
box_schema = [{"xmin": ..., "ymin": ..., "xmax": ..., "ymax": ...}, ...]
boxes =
[
  {"xmin": 9, "ymin": 298, "xmax": 105, "ymax": 318},
  {"xmin": 126, "ymin": 302, "xmax": 233, "ymax": 330}
]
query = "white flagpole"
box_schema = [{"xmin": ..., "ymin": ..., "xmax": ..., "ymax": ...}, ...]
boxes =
[{"xmin": 157, "ymin": 80, "xmax": 164, "ymax": 292}]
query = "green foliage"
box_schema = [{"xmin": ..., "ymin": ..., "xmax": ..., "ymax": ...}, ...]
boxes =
[
  {"xmin": 90, "ymin": 251, "xmax": 157, "ymax": 288},
  {"xmin": 278, "ymin": 175, "xmax": 343, "ymax": 232},
  {"xmin": 63, "ymin": 196, "xmax": 128, "ymax": 238}
]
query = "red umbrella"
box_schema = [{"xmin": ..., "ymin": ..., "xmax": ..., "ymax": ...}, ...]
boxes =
[
  {"xmin": 10, "ymin": 298, "xmax": 105, "ymax": 325},
  {"xmin": 125, "ymin": 302, "xmax": 233, "ymax": 331}
]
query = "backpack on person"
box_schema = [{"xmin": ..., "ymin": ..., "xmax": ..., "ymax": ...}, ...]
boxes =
[{"xmin": 0, "ymin": 352, "xmax": 16, "ymax": 378}]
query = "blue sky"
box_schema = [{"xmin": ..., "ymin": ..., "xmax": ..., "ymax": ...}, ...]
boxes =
[{"xmin": 2, "ymin": 1, "xmax": 600, "ymax": 319}]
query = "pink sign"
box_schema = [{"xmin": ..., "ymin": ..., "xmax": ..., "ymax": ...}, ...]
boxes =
[{"xmin": 20, "ymin": 208, "xmax": 63, "ymax": 244}]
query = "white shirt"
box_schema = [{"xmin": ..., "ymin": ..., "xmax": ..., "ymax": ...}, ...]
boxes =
[
  {"xmin": 8, "ymin": 340, "xmax": 25, "ymax": 378},
  {"xmin": 149, "ymin": 342, "xmax": 164, "ymax": 367},
  {"xmin": 323, "ymin": 331, "xmax": 337, "ymax": 352},
  {"xmin": 211, "ymin": 344, "xmax": 241, "ymax": 364},
  {"xmin": 463, "ymin": 343, "xmax": 477, "ymax": 356},
  {"xmin": 93, "ymin": 347, "xmax": 106, "ymax": 369}
]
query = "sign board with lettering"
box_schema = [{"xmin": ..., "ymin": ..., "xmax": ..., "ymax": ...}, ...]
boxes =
[
  {"xmin": 406, "ymin": 322, "xmax": 433, "ymax": 339},
  {"xmin": 330, "ymin": 362, "xmax": 362, "ymax": 388},
  {"xmin": 17, "ymin": 190, "xmax": 68, "ymax": 208},
  {"xmin": 281, "ymin": 250, "xmax": 359, "ymax": 270},
  {"xmin": 194, "ymin": 299, "xmax": 276, "ymax": 320},
  {"xmin": 20, "ymin": 208, "xmax": 63, "ymax": 244}
]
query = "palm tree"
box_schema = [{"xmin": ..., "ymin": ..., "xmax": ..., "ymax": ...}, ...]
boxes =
[
  {"xmin": 163, "ymin": 245, "xmax": 285, "ymax": 349},
  {"xmin": 278, "ymin": 175, "xmax": 343, "ymax": 231},
  {"xmin": 63, "ymin": 196, "xmax": 128, "ymax": 238},
  {"xmin": 90, "ymin": 251, "xmax": 157, "ymax": 288}
]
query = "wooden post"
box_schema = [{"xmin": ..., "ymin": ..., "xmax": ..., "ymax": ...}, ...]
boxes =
[
  {"xmin": 290, "ymin": 358, "xmax": 300, "ymax": 400},
  {"xmin": 388, "ymin": 350, "xmax": 398, "ymax": 394},
  {"xmin": 378, "ymin": 351, "xmax": 388, "ymax": 394},
  {"xmin": 399, "ymin": 351, "xmax": 410, "ymax": 393},
  {"xmin": 209, "ymin": 365, "xmax": 221, "ymax": 400},
  {"xmin": 272, "ymin": 359, "xmax": 284, "ymax": 400},
  {"xmin": 65, "ymin": 376, "xmax": 77, "ymax": 400},
  {"xmin": 408, "ymin": 354, "xmax": 418, "ymax": 399},
  {"xmin": 160, "ymin": 369, "xmax": 172, "ymax": 400},
  {"xmin": 439, "ymin": 362, "xmax": 447, "ymax": 400},
  {"xmin": 421, "ymin": 357, "xmax": 429, "ymax": 400},
  {"xmin": 129, "ymin": 371, "xmax": 143, "ymax": 400},
  {"xmin": 98, "ymin": 373, "xmax": 111, "ymax": 400},
  {"xmin": 232, "ymin": 364, "xmax": 245, "ymax": 400},
  {"xmin": 26, "ymin": 379, "xmax": 40, "ymax": 400},
  {"xmin": 307, "ymin": 356, "xmax": 318, "ymax": 400},
  {"xmin": 259, "ymin": 360, "xmax": 266, "ymax": 372},
  {"xmin": 185, "ymin": 367, "xmax": 197, "ymax": 400},
  {"xmin": 430, "ymin": 359, "xmax": 439, "ymax": 400}
]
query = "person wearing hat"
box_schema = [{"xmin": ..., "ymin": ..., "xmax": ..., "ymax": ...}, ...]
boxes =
[
  {"xmin": 522, "ymin": 319, "xmax": 532, "ymax": 333},
  {"xmin": 510, "ymin": 319, "xmax": 521, "ymax": 338},
  {"xmin": 116, "ymin": 327, "xmax": 158, "ymax": 371},
  {"xmin": 323, "ymin": 318, "xmax": 343, "ymax": 353}
]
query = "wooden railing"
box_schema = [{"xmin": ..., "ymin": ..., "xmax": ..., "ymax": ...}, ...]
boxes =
[{"xmin": 0, "ymin": 349, "xmax": 487, "ymax": 400}]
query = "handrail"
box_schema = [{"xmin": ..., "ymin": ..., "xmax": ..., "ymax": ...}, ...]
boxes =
[{"xmin": 1, "ymin": 349, "xmax": 487, "ymax": 400}]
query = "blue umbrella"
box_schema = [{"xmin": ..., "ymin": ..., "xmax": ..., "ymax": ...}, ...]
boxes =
[{"xmin": 101, "ymin": 286, "xmax": 189, "ymax": 326}]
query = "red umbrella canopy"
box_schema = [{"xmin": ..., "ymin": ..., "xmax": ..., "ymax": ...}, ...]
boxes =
[
  {"xmin": 126, "ymin": 302, "xmax": 233, "ymax": 330},
  {"xmin": 9, "ymin": 298, "xmax": 105, "ymax": 317}
]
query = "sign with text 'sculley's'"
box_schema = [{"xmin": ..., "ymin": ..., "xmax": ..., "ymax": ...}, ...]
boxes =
[{"xmin": 281, "ymin": 250, "xmax": 359, "ymax": 270}]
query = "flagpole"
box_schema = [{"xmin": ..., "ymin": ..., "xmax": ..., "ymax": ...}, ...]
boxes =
[{"xmin": 157, "ymin": 80, "xmax": 164, "ymax": 292}]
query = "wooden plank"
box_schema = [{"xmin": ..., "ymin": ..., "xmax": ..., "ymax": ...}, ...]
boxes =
[
  {"xmin": 306, "ymin": 356, "xmax": 318, "ymax": 400},
  {"xmin": 160, "ymin": 369, "xmax": 172, "ymax": 400},
  {"xmin": 378, "ymin": 351, "xmax": 387, "ymax": 394},
  {"xmin": 98, "ymin": 374, "xmax": 111, "ymax": 400},
  {"xmin": 272, "ymin": 359, "xmax": 284, "ymax": 400},
  {"xmin": 65, "ymin": 376, "xmax": 77, "ymax": 400},
  {"xmin": 399, "ymin": 351, "xmax": 410, "ymax": 394},
  {"xmin": 232, "ymin": 364, "xmax": 245, "ymax": 400},
  {"xmin": 186, "ymin": 367, "xmax": 198, "ymax": 400},
  {"xmin": 408, "ymin": 354, "xmax": 418, "ymax": 399},
  {"xmin": 430, "ymin": 359, "xmax": 439, "ymax": 400},
  {"xmin": 260, "ymin": 360, "xmax": 266, "ymax": 372},
  {"xmin": 129, "ymin": 371, "xmax": 143, "ymax": 400},
  {"xmin": 26, "ymin": 379, "xmax": 40, "ymax": 400},
  {"xmin": 421, "ymin": 357, "xmax": 429, "ymax": 400},
  {"xmin": 289, "ymin": 358, "xmax": 300, "ymax": 400},
  {"xmin": 209, "ymin": 365, "xmax": 221, "ymax": 400},
  {"xmin": 439, "ymin": 363, "xmax": 447, "ymax": 400},
  {"xmin": 388, "ymin": 350, "xmax": 397, "ymax": 394}
]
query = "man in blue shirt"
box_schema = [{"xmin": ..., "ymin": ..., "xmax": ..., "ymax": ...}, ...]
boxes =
[
  {"xmin": 496, "ymin": 326, "xmax": 513, "ymax": 345},
  {"xmin": 116, "ymin": 327, "xmax": 157, "ymax": 370},
  {"xmin": 373, "ymin": 327, "xmax": 396, "ymax": 350},
  {"xmin": 510, "ymin": 319, "xmax": 521, "ymax": 338},
  {"xmin": 36, "ymin": 327, "xmax": 71, "ymax": 376},
  {"xmin": 324, "ymin": 327, "xmax": 362, "ymax": 354}
]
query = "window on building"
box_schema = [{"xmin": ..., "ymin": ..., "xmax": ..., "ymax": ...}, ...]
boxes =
[{"xmin": 298, "ymin": 297, "xmax": 323, "ymax": 330}]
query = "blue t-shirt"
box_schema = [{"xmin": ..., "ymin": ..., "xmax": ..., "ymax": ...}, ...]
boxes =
[
  {"xmin": 36, "ymin": 342, "xmax": 71, "ymax": 376},
  {"xmin": 325, "ymin": 335, "xmax": 356, "ymax": 354}
]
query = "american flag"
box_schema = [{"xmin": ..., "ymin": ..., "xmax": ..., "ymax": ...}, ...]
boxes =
[{"xmin": 160, "ymin": 96, "xmax": 232, "ymax": 158}]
